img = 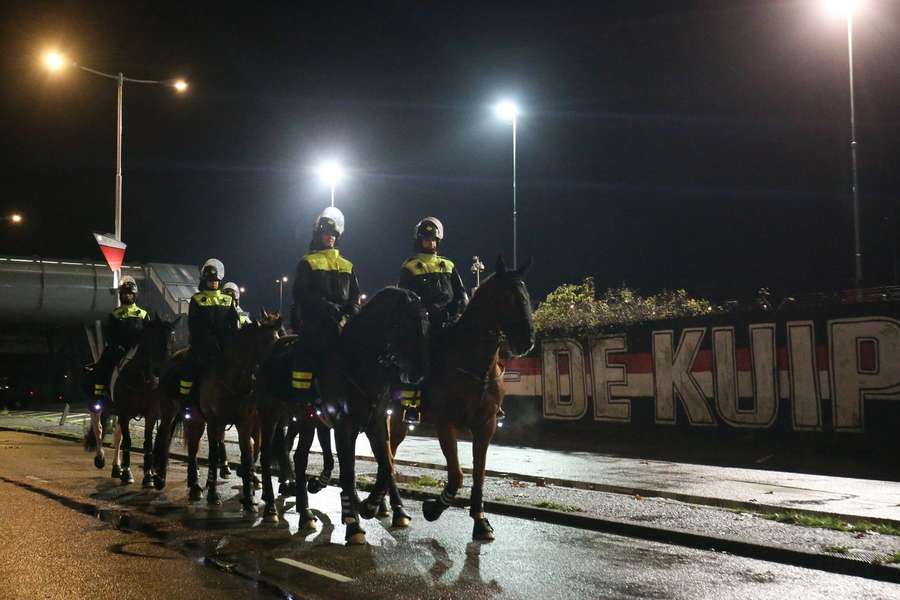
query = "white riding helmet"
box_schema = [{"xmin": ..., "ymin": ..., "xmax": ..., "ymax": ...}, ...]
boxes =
[
  {"xmin": 200, "ymin": 258, "xmax": 225, "ymax": 281},
  {"xmin": 415, "ymin": 217, "xmax": 444, "ymax": 241},
  {"xmin": 222, "ymin": 281, "xmax": 240, "ymax": 301},
  {"xmin": 314, "ymin": 206, "xmax": 345, "ymax": 238}
]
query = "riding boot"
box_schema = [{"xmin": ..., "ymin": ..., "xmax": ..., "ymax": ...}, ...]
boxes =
[{"xmin": 398, "ymin": 386, "xmax": 422, "ymax": 428}]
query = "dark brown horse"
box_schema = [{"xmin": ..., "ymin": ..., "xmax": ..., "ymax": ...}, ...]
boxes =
[
  {"xmin": 85, "ymin": 316, "xmax": 179, "ymax": 486},
  {"xmin": 388, "ymin": 256, "xmax": 534, "ymax": 541},
  {"xmin": 257, "ymin": 287, "xmax": 429, "ymax": 544},
  {"xmin": 152, "ymin": 312, "xmax": 281, "ymax": 509}
]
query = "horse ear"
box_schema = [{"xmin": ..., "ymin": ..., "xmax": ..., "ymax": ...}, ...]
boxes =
[
  {"xmin": 515, "ymin": 257, "xmax": 533, "ymax": 276},
  {"xmin": 495, "ymin": 255, "xmax": 507, "ymax": 277},
  {"xmin": 260, "ymin": 309, "xmax": 269, "ymax": 320}
]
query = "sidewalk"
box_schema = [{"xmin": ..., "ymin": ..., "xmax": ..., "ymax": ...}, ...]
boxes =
[{"xmin": 2, "ymin": 407, "xmax": 899, "ymax": 524}]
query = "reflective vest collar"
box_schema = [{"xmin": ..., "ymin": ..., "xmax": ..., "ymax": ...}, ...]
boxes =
[
  {"xmin": 303, "ymin": 249, "xmax": 353, "ymax": 273},
  {"xmin": 403, "ymin": 253, "xmax": 455, "ymax": 275},
  {"xmin": 192, "ymin": 290, "xmax": 234, "ymax": 307},
  {"xmin": 112, "ymin": 304, "xmax": 148, "ymax": 320}
]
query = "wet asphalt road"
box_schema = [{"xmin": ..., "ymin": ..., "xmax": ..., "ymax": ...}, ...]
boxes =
[{"xmin": 1, "ymin": 431, "xmax": 898, "ymax": 600}]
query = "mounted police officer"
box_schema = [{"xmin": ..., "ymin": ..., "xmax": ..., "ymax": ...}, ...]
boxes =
[
  {"xmin": 180, "ymin": 259, "xmax": 239, "ymax": 420},
  {"xmin": 290, "ymin": 207, "xmax": 361, "ymax": 410},
  {"xmin": 223, "ymin": 282, "xmax": 251, "ymax": 328},
  {"xmin": 396, "ymin": 217, "xmax": 468, "ymax": 424},
  {"xmin": 91, "ymin": 275, "xmax": 150, "ymax": 410}
]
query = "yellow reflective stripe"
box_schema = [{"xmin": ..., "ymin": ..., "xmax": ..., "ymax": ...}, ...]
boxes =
[
  {"xmin": 402, "ymin": 254, "xmax": 455, "ymax": 276},
  {"xmin": 191, "ymin": 291, "xmax": 234, "ymax": 307},
  {"xmin": 292, "ymin": 381, "xmax": 312, "ymax": 390},
  {"xmin": 291, "ymin": 371, "xmax": 313, "ymax": 381},
  {"xmin": 179, "ymin": 380, "xmax": 193, "ymax": 388},
  {"xmin": 302, "ymin": 249, "xmax": 353, "ymax": 273},
  {"xmin": 400, "ymin": 390, "xmax": 417, "ymax": 398},
  {"xmin": 94, "ymin": 384, "xmax": 106, "ymax": 391},
  {"xmin": 112, "ymin": 305, "xmax": 148, "ymax": 319}
]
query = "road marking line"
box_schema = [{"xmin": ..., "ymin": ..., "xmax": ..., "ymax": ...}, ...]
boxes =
[
  {"xmin": 26, "ymin": 475, "xmax": 49, "ymax": 483},
  {"xmin": 275, "ymin": 557, "xmax": 353, "ymax": 582}
]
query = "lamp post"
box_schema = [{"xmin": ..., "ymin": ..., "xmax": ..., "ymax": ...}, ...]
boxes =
[
  {"xmin": 5, "ymin": 214, "xmax": 23, "ymax": 225},
  {"xmin": 824, "ymin": 0, "xmax": 863, "ymax": 292},
  {"xmin": 277, "ymin": 276, "xmax": 288, "ymax": 314},
  {"xmin": 42, "ymin": 51, "xmax": 187, "ymax": 289},
  {"xmin": 494, "ymin": 100, "xmax": 519, "ymax": 269},
  {"xmin": 317, "ymin": 161, "xmax": 345, "ymax": 208}
]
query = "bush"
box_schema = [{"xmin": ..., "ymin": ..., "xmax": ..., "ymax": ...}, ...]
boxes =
[{"xmin": 533, "ymin": 277, "xmax": 720, "ymax": 338}]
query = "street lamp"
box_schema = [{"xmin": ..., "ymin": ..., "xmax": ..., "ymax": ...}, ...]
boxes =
[
  {"xmin": 42, "ymin": 50, "xmax": 188, "ymax": 289},
  {"xmin": 6, "ymin": 213, "xmax": 23, "ymax": 225},
  {"xmin": 317, "ymin": 160, "xmax": 345, "ymax": 208},
  {"xmin": 494, "ymin": 100, "xmax": 519, "ymax": 269},
  {"xmin": 277, "ymin": 276, "xmax": 289, "ymax": 314},
  {"xmin": 239, "ymin": 286, "xmax": 246, "ymax": 294},
  {"xmin": 824, "ymin": 0, "xmax": 863, "ymax": 292}
]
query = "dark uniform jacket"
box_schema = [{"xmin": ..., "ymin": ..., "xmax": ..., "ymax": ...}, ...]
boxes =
[
  {"xmin": 188, "ymin": 290, "xmax": 239, "ymax": 363},
  {"xmin": 399, "ymin": 253, "xmax": 468, "ymax": 327},
  {"xmin": 291, "ymin": 249, "xmax": 361, "ymax": 332},
  {"xmin": 107, "ymin": 304, "xmax": 150, "ymax": 352}
]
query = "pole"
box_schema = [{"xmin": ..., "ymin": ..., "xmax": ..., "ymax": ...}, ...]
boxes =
[
  {"xmin": 278, "ymin": 280, "xmax": 284, "ymax": 315},
  {"xmin": 330, "ymin": 182, "xmax": 335, "ymax": 208},
  {"xmin": 847, "ymin": 14, "xmax": 863, "ymax": 294},
  {"xmin": 113, "ymin": 73, "xmax": 124, "ymax": 300},
  {"xmin": 512, "ymin": 115, "xmax": 518, "ymax": 270}
]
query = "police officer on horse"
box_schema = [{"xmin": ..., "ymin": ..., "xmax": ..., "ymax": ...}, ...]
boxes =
[
  {"xmin": 396, "ymin": 216, "xmax": 468, "ymax": 424},
  {"xmin": 290, "ymin": 207, "xmax": 361, "ymax": 413},
  {"xmin": 223, "ymin": 282, "xmax": 252, "ymax": 328},
  {"xmin": 180, "ymin": 259, "xmax": 240, "ymax": 420},
  {"xmin": 92, "ymin": 275, "xmax": 150, "ymax": 410}
]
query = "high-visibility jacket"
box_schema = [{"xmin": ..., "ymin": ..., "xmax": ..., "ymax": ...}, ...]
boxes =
[
  {"xmin": 188, "ymin": 290, "xmax": 239, "ymax": 361},
  {"xmin": 399, "ymin": 253, "xmax": 468, "ymax": 327},
  {"xmin": 107, "ymin": 303, "xmax": 150, "ymax": 351},
  {"xmin": 291, "ymin": 248, "xmax": 361, "ymax": 331}
]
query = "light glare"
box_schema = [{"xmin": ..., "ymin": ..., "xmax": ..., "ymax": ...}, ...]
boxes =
[
  {"xmin": 495, "ymin": 100, "xmax": 519, "ymax": 121},
  {"xmin": 44, "ymin": 51, "xmax": 66, "ymax": 71},
  {"xmin": 10, "ymin": 214, "xmax": 23, "ymax": 224},
  {"xmin": 317, "ymin": 161, "xmax": 345, "ymax": 186},
  {"xmin": 173, "ymin": 79, "xmax": 188, "ymax": 92},
  {"xmin": 825, "ymin": 0, "xmax": 860, "ymax": 17}
]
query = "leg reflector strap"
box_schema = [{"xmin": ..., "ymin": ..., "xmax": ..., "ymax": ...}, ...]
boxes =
[
  {"xmin": 179, "ymin": 380, "xmax": 193, "ymax": 396},
  {"xmin": 292, "ymin": 371, "xmax": 313, "ymax": 390}
]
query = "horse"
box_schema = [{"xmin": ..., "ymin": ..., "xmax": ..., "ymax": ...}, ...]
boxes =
[
  {"xmin": 153, "ymin": 312, "xmax": 282, "ymax": 511},
  {"xmin": 84, "ymin": 316, "xmax": 179, "ymax": 486},
  {"xmin": 273, "ymin": 418, "xmax": 335, "ymax": 500},
  {"xmin": 387, "ymin": 256, "xmax": 534, "ymax": 541},
  {"xmin": 256, "ymin": 287, "xmax": 429, "ymax": 544}
]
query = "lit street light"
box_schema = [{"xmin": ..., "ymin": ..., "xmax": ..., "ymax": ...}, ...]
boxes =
[
  {"xmin": 494, "ymin": 100, "xmax": 519, "ymax": 269},
  {"xmin": 239, "ymin": 286, "xmax": 246, "ymax": 294},
  {"xmin": 6, "ymin": 213, "xmax": 23, "ymax": 225},
  {"xmin": 42, "ymin": 50, "xmax": 188, "ymax": 289},
  {"xmin": 823, "ymin": 0, "xmax": 864, "ymax": 292},
  {"xmin": 317, "ymin": 160, "xmax": 345, "ymax": 207},
  {"xmin": 277, "ymin": 276, "xmax": 289, "ymax": 314}
]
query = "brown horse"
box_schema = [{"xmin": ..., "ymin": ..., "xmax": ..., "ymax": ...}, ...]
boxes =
[
  {"xmin": 388, "ymin": 256, "xmax": 534, "ymax": 541},
  {"xmin": 85, "ymin": 316, "xmax": 179, "ymax": 486},
  {"xmin": 153, "ymin": 312, "xmax": 281, "ymax": 509}
]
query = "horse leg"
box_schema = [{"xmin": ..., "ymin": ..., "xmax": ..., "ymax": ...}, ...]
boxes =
[
  {"xmin": 250, "ymin": 418, "xmax": 262, "ymax": 489},
  {"xmin": 91, "ymin": 413, "xmax": 106, "ymax": 469},
  {"xmin": 335, "ymin": 421, "xmax": 366, "ymax": 545},
  {"xmin": 274, "ymin": 422, "xmax": 294, "ymax": 495},
  {"xmin": 152, "ymin": 403, "xmax": 175, "ymax": 490},
  {"xmin": 218, "ymin": 428, "xmax": 231, "ymax": 479},
  {"xmin": 260, "ymin": 413, "xmax": 279, "ymax": 522},
  {"xmin": 238, "ymin": 422, "xmax": 257, "ymax": 513},
  {"xmin": 111, "ymin": 419, "xmax": 123, "ymax": 478},
  {"xmin": 293, "ymin": 420, "xmax": 317, "ymax": 530},
  {"xmin": 307, "ymin": 424, "xmax": 333, "ymax": 494},
  {"xmin": 470, "ymin": 421, "xmax": 497, "ymax": 541},
  {"xmin": 206, "ymin": 419, "xmax": 222, "ymax": 506},
  {"xmin": 186, "ymin": 417, "xmax": 204, "ymax": 501},
  {"xmin": 384, "ymin": 437, "xmax": 409, "ymax": 526},
  {"xmin": 360, "ymin": 424, "xmax": 408, "ymax": 527},
  {"xmin": 141, "ymin": 417, "xmax": 156, "ymax": 488},
  {"xmin": 119, "ymin": 417, "xmax": 134, "ymax": 484},
  {"xmin": 423, "ymin": 422, "xmax": 462, "ymax": 522}
]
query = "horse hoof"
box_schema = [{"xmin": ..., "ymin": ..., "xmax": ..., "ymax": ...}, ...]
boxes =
[
  {"xmin": 473, "ymin": 518, "xmax": 495, "ymax": 541},
  {"xmin": 392, "ymin": 507, "xmax": 412, "ymax": 528},
  {"xmin": 359, "ymin": 500, "xmax": 379, "ymax": 520},
  {"xmin": 120, "ymin": 468, "xmax": 134, "ymax": 484},
  {"xmin": 141, "ymin": 474, "xmax": 154, "ymax": 488},
  {"xmin": 301, "ymin": 519, "xmax": 317, "ymax": 531},
  {"xmin": 188, "ymin": 485, "xmax": 204, "ymax": 502},
  {"xmin": 345, "ymin": 522, "xmax": 367, "ymax": 546},
  {"xmin": 219, "ymin": 465, "xmax": 232, "ymax": 479},
  {"xmin": 422, "ymin": 499, "xmax": 445, "ymax": 522},
  {"xmin": 94, "ymin": 454, "xmax": 106, "ymax": 470},
  {"xmin": 262, "ymin": 505, "xmax": 278, "ymax": 523},
  {"xmin": 307, "ymin": 478, "xmax": 326, "ymax": 494},
  {"xmin": 377, "ymin": 498, "xmax": 391, "ymax": 518},
  {"xmin": 153, "ymin": 476, "xmax": 166, "ymax": 491},
  {"xmin": 111, "ymin": 464, "xmax": 121, "ymax": 478}
]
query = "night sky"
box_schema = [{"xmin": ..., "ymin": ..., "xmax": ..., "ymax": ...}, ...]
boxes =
[{"xmin": 2, "ymin": 0, "xmax": 900, "ymax": 315}]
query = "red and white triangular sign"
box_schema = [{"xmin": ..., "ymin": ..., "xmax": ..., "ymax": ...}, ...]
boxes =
[{"xmin": 93, "ymin": 233, "xmax": 127, "ymax": 272}]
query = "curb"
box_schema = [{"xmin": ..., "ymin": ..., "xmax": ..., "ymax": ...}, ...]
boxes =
[{"xmin": 3, "ymin": 425, "xmax": 900, "ymax": 584}]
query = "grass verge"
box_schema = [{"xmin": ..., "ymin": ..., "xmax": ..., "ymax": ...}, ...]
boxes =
[
  {"xmin": 530, "ymin": 500, "xmax": 582, "ymax": 513},
  {"xmin": 760, "ymin": 512, "xmax": 900, "ymax": 537}
]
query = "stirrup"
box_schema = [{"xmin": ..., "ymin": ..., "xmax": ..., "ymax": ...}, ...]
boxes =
[
  {"xmin": 183, "ymin": 404, "xmax": 194, "ymax": 421},
  {"xmin": 496, "ymin": 407, "xmax": 506, "ymax": 428},
  {"xmin": 403, "ymin": 406, "xmax": 420, "ymax": 429}
]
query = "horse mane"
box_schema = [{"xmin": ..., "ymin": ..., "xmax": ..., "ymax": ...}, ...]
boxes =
[{"xmin": 342, "ymin": 286, "xmax": 419, "ymax": 347}]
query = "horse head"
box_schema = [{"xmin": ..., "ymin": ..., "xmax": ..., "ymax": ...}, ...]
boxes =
[
  {"xmin": 472, "ymin": 256, "xmax": 535, "ymax": 357},
  {"xmin": 137, "ymin": 314, "xmax": 182, "ymax": 383}
]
